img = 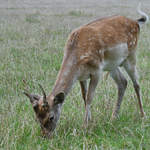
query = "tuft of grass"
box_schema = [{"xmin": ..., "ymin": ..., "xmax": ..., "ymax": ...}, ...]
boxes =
[
  {"xmin": 25, "ymin": 12, "xmax": 41, "ymax": 23},
  {"xmin": 68, "ymin": 10, "xmax": 93, "ymax": 17}
]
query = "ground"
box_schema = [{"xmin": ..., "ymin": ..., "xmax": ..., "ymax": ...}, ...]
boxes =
[{"xmin": 0, "ymin": 0, "xmax": 150, "ymax": 149}]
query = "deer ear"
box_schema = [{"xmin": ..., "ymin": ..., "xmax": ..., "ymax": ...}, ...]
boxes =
[{"xmin": 54, "ymin": 92, "xmax": 65, "ymax": 105}]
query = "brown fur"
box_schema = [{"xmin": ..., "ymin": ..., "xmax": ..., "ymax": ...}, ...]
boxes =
[
  {"xmin": 58, "ymin": 15, "xmax": 140, "ymax": 77},
  {"xmin": 67, "ymin": 15, "xmax": 139, "ymax": 52}
]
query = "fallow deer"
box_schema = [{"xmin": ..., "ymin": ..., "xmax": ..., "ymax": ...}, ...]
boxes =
[{"xmin": 24, "ymin": 4, "xmax": 149, "ymax": 137}]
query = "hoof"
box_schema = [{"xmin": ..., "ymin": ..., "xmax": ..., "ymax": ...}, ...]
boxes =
[
  {"xmin": 141, "ymin": 111, "xmax": 146, "ymax": 119},
  {"xmin": 111, "ymin": 112, "xmax": 119, "ymax": 121}
]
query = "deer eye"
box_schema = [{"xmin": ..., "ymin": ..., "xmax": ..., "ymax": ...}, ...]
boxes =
[
  {"xmin": 49, "ymin": 116, "xmax": 54, "ymax": 121},
  {"xmin": 33, "ymin": 103, "xmax": 38, "ymax": 112}
]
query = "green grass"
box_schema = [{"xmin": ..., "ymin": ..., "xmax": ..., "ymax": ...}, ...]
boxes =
[
  {"xmin": 0, "ymin": 1, "xmax": 150, "ymax": 150},
  {"xmin": 68, "ymin": 10, "xmax": 93, "ymax": 17},
  {"xmin": 25, "ymin": 12, "xmax": 41, "ymax": 24}
]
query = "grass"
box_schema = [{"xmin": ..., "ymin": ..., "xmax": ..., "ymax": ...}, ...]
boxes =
[
  {"xmin": 0, "ymin": 1, "xmax": 150, "ymax": 149},
  {"xmin": 68, "ymin": 10, "xmax": 93, "ymax": 17},
  {"xmin": 25, "ymin": 12, "xmax": 41, "ymax": 24}
]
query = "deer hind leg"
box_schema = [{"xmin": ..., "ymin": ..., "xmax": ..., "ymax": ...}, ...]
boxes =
[
  {"xmin": 123, "ymin": 55, "xmax": 145, "ymax": 117},
  {"xmin": 80, "ymin": 80, "xmax": 87, "ymax": 106},
  {"xmin": 124, "ymin": 54, "xmax": 145, "ymax": 117},
  {"xmin": 110, "ymin": 68, "xmax": 127, "ymax": 120},
  {"xmin": 84, "ymin": 74, "xmax": 100, "ymax": 126}
]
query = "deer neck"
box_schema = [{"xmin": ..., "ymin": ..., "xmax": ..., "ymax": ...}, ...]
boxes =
[{"xmin": 50, "ymin": 53, "xmax": 78, "ymax": 98}]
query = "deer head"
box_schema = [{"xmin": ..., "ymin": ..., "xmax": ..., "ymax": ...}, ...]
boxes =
[{"xmin": 24, "ymin": 84, "xmax": 64, "ymax": 137}]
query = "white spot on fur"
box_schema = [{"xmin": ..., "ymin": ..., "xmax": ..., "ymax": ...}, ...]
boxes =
[
  {"xmin": 80, "ymin": 53, "xmax": 90, "ymax": 60},
  {"xmin": 129, "ymin": 42, "xmax": 133, "ymax": 46},
  {"xmin": 130, "ymin": 34, "xmax": 133, "ymax": 38}
]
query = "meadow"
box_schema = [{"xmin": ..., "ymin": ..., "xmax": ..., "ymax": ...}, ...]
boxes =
[{"xmin": 0, "ymin": 0, "xmax": 150, "ymax": 149}]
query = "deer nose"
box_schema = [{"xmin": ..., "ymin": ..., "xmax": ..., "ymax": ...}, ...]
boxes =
[{"xmin": 42, "ymin": 129, "xmax": 53, "ymax": 138}]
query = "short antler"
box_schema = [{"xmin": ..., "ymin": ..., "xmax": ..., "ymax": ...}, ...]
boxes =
[
  {"xmin": 38, "ymin": 84, "xmax": 47, "ymax": 103},
  {"xmin": 24, "ymin": 90, "xmax": 35, "ymax": 103},
  {"xmin": 24, "ymin": 91, "xmax": 32, "ymax": 99},
  {"xmin": 23, "ymin": 88, "xmax": 41, "ymax": 103}
]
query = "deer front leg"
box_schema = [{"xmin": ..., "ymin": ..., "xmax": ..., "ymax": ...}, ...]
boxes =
[
  {"xmin": 84, "ymin": 74, "xmax": 99, "ymax": 127},
  {"xmin": 80, "ymin": 80, "xmax": 87, "ymax": 106}
]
